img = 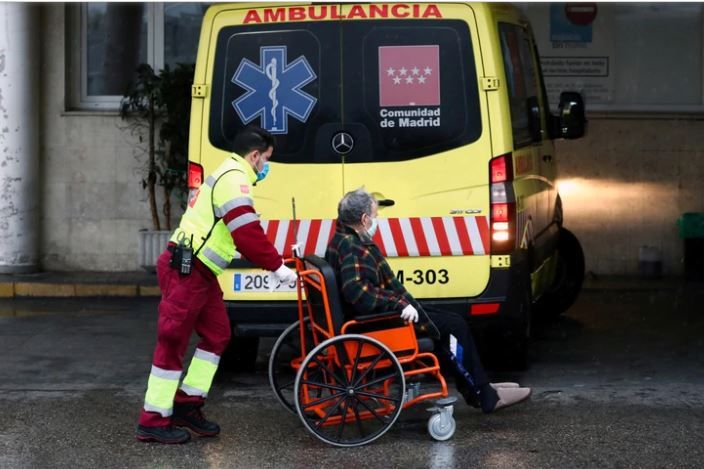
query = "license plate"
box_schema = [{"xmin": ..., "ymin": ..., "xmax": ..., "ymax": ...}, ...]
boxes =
[{"xmin": 233, "ymin": 271, "xmax": 296, "ymax": 293}]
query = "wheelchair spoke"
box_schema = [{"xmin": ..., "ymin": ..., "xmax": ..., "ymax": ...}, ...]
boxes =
[
  {"xmin": 313, "ymin": 394, "xmax": 347, "ymax": 429},
  {"xmin": 349, "ymin": 339, "xmax": 364, "ymax": 384},
  {"xmin": 302, "ymin": 391, "xmax": 345, "ymax": 410},
  {"xmin": 300, "ymin": 379, "xmax": 346, "ymax": 393},
  {"xmin": 336, "ymin": 398, "xmax": 350, "ymax": 441},
  {"xmin": 352, "ymin": 351, "xmax": 386, "ymax": 387},
  {"xmin": 311, "ymin": 356, "xmax": 348, "ymax": 387},
  {"xmin": 279, "ymin": 378, "xmax": 295, "ymax": 391},
  {"xmin": 281, "ymin": 341, "xmax": 297, "ymax": 354},
  {"xmin": 355, "ymin": 389, "xmax": 402, "ymax": 404},
  {"xmin": 356, "ymin": 394, "xmax": 390, "ymax": 425},
  {"xmin": 352, "ymin": 398, "xmax": 365, "ymax": 438},
  {"xmin": 270, "ymin": 319, "xmax": 317, "ymax": 414},
  {"xmin": 356, "ymin": 372, "xmax": 399, "ymax": 390}
]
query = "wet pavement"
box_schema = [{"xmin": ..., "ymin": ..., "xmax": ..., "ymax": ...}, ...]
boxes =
[{"xmin": 1, "ymin": 281, "xmax": 704, "ymax": 468}]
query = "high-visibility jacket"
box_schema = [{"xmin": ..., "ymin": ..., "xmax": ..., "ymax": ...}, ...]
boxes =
[{"xmin": 170, "ymin": 153, "xmax": 282, "ymax": 276}]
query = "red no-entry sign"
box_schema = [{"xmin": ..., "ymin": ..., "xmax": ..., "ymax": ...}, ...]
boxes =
[{"xmin": 565, "ymin": 3, "xmax": 598, "ymax": 26}]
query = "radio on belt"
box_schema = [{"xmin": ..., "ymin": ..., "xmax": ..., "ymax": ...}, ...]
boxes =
[{"xmin": 171, "ymin": 232, "xmax": 194, "ymax": 275}]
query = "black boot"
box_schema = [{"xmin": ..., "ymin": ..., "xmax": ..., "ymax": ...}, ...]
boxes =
[
  {"xmin": 173, "ymin": 403, "xmax": 220, "ymax": 437},
  {"xmin": 136, "ymin": 424, "xmax": 190, "ymax": 444}
]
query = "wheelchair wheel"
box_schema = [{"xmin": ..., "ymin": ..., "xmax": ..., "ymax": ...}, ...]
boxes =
[
  {"xmin": 294, "ymin": 334, "xmax": 405, "ymax": 447},
  {"xmin": 268, "ymin": 318, "xmax": 314, "ymax": 413}
]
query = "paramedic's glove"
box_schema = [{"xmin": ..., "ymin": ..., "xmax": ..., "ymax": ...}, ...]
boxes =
[
  {"xmin": 273, "ymin": 264, "xmax": 297, "ymax": 285},
  {"xmin": 400, "ymin": 304, "xmax": 419, "ymax": 323},
  {"xmin": 291, "ymin": 242, "xmax": 302, "ymax": 258}
]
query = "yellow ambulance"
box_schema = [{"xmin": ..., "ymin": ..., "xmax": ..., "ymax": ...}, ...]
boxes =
[{"xmin": 188, "ymin": 2, "xmax": 586, "ymax": 368}]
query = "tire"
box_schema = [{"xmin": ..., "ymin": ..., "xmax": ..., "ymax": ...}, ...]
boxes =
[
  {"xmin": 505, "ymin": 330, "xmax": 530, "ymax": 371},
  {"xmin": 220, "ymin": 336, "xmax": 259, "ymax": 373},
  {"xmin": 499, "ymin": 287, "xmax": 532, "ymax": 371},
  {"xmin": 268, "ymin": 318, "xmax": 313, "ymax": 413},
  {"xmin": 294, "ymin": 334, "xmax": 405, "ymax": 447},
  {"xmin": 536, "ymin": 227, "xmax": 585, "ymax": 319}
]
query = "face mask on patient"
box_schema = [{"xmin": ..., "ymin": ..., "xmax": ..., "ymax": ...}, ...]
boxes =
[{"xmin": 366, "ymin": 217, "xmax": 378, "ymax": 237}]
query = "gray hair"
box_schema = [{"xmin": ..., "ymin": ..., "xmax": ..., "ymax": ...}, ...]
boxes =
[{"xmin": 337, "ymin": 188, "xmax": 376, "ymax": 226}]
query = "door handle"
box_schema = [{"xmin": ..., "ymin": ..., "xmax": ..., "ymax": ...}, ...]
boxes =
[
  {"xmin": 542, "ymin": 154, "xmax": 553, "ymax": 163},
  {"xmin": 378, "ymin": 199, "xmax": 395, "ymax": 207}
]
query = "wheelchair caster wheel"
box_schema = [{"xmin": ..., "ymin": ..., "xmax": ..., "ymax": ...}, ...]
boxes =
[
  {"xmin": 428, "ymin": 412, "xmax": 456, "ymax": 441},
  {"xmin": 427, "ymin": 397, "xmax": 456, "ymax": 441}
]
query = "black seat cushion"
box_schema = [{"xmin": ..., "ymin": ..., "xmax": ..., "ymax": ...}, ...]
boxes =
[{"xmin": 301, "ymin": 255, "xmax": 346, "ymax": 334}]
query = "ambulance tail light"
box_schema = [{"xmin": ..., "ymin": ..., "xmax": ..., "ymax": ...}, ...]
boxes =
[
  {"xmin": 470, "ymin": 302, "xmax": 501, "ymax": 316},
  {"xmin": 188, "ymin": 162, "xmax": 204, "ymax": 189},
  {"xmin": 490, "ymin": 154, "xmax": 510, "ymax": 183},
  {"xmin": 489, "ymin": 154, "xmax": 515, "ymax": 254}
]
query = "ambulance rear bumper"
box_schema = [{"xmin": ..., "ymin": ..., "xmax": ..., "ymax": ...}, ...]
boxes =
[
  {"xmin": 226, "ymin": 260, "xmax": 529, "ymax": 340},
  {"xmin": 418, "ymin": 263, "xmax": 530, "ymax": 331}
]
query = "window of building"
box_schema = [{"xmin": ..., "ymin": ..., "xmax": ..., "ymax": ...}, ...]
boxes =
[
  {"xmin": 164, "ymin": 3, "xmax": 210, "ymax": 68},
  {"xmin": 69, "ymin": 2, "xmax": 209, "ymax": 110}
]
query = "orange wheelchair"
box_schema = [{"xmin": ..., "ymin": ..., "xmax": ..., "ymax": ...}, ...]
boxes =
[{"xmin": 268, "ymin": 255, "xmax": 458, "ymax": 447}]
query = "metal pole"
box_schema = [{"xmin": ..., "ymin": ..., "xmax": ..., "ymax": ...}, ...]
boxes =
[{"xmin": 0, "ymin": 3, "xmax": 39, "ymax": 273}]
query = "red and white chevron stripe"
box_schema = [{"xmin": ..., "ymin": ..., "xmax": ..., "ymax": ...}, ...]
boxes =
[{"xmin": 233, "ymin": 216, "xmax": 490, "ymax": 259}]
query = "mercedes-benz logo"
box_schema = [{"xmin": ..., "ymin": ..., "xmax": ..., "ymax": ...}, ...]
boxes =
[{"xmin": 331, "ymin": 132, "xmax": 354, "ymax": 155}]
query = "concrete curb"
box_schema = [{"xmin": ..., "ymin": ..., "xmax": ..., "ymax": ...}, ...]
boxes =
[{"xmin": 0, "ymin": 282, "xmax": 161, "ymax": 298}]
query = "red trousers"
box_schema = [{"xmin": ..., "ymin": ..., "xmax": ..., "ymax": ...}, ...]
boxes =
[{"xmin": 139, "ymin": 249, "xmax": 231, "ymax": 427}]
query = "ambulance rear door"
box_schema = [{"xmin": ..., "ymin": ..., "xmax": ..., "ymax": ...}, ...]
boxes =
[
  {"xmin": 201, "ymin": 5, "xmax": 345, "ymax": 300},
  {"xmin": 338, "ymin": 3, "xmax": 493, "ymax": 301}
]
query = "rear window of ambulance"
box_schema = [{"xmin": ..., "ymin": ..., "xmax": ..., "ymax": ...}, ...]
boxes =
[{"xmin": 209, "ymin": 19, "xmax": 480, "ymax": 164}]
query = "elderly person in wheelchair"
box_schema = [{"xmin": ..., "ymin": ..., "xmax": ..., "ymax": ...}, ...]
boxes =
[{"xmin": 325, "ymin": 188, "xmax": 531, "ymax": 414}]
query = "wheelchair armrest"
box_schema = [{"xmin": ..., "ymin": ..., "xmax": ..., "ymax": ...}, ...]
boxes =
[{"xmin": 351, "ymin": 310, "xmax": 400, "ymax": 323}]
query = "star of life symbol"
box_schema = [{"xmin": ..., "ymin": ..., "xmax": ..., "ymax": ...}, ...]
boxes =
[
  {"xmin": 379, "ymin": 45, "xmax": 440, "ymax": 107},
  {"xmin": 232, "ymin": 46, "xmax": 317, "ymax": 134}
]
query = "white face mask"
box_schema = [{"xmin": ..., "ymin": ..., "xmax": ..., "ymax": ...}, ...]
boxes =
[{"xmin": 366, "ymin": 217, "xmax": 378, "ymax": 237}]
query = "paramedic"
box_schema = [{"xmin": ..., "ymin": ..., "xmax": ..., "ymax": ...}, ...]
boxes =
[
  {"xmin": 136, "ymin": 126, "xmax": 297, "ymax": 444},
  {"xmin": 325, "ymin": 188, "xmax": 531, "ymax": 414}
]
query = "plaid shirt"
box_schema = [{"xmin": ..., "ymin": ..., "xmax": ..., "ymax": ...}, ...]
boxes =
[{"xmin": 325, "ymin": 221, "xmax": 416, "ymax": 317}]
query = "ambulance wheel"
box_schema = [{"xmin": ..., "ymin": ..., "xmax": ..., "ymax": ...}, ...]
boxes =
[
  {"xmin": 269, "ymin": 318, "xmax": 314, "ymax": 414},
  {"xmin": 221, "ymin": 336, "xmax": 259, "ymax": 372},
  {"xmin": 536, "ymin": 227, "xmax": 585, "ymax": 319},
  {"xmin": 489, "ymin": 285, "xmax": 531, "ymax": 371},
  {"xmin": 506, "ymin": 288, "xmax": 532, "ymax": 371},
  {"xmin": 505, "ymin": 332, "xmax": 529, "ymax": 371}
]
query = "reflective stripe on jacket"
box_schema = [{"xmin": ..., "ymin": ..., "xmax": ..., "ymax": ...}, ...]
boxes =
[{"xmin": 170, "ymin": 153, "xmax": 280, "ymax": 276}]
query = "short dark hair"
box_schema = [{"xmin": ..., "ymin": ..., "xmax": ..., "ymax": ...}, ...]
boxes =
[{"xmin": 233, "ymin": 125, "xmax": 275, "ymax": 156}]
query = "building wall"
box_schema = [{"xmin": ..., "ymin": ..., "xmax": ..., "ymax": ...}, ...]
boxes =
[
  {"xmin": 556, "ymin": 116, "xmax": 704, "ymax": 275},
  {"xmin": 38, "ymin": 4, "xmax": 704, "ymax": 274},
  {"xmin": 40, "ymin": 4, "xmax": 170, "ymax": 271}
]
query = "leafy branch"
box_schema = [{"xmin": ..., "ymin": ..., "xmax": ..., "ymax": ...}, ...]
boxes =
[{"xmin": 119, "ymin": 63, "xmax": 194, "ymax": 231}]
